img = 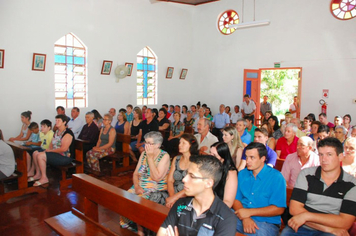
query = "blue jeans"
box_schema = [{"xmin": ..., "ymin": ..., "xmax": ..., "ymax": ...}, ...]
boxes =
[
  {"xmin": 130, "ymin": 140, "xmax": 144, "ymax": 152},
  {"xmin": 280, "ymin": 225, "xmax": 335, "ymax": 236},
  {"xmin": 236, "ymin": 218, "xmax": 279, "ymax": 236}
]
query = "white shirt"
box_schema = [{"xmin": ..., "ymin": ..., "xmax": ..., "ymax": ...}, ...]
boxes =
[
  {"xmin": 241, "ymin": 100, "xmax": 256, "ymax": 114},
  {"xmin": 194, "ymin": 131, "xmax": 218, "ymax": 153},
  {"xmin": 68, "ymin": 117, "xmax": 84, "ymax": 139},
  {"xmin": 290, "ymin": 104, "xmax": 297, "ymax": 118},
  {"xmin": 111, "ymin": 115, "xmax": 117, "ymax": 127},
  {"xmin": 230, "ymin": 112, "xmax": 242, "ymax": 124}
]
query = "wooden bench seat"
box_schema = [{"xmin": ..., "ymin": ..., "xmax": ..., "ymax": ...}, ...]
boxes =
[
  {"xmin": 53, "ymin": 139, "xmax": 86, "ymax": 188},
  {"xmin": 45, "ymin": 173, "xmax": 169, "ymax": 235},
  {"xmin": 0, "ymin": 170, "xmax": 22, "ymax": 194},
  {"xmin": 105, "ymin": 134, "xmax": 136, "ymax": 176}
]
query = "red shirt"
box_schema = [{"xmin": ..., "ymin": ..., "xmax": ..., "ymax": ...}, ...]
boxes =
[
  {"xmin": 276, "ymin": 136, "xmax": 299, "ymax": 160},
  {"xmin": 166, "ymin": 113, "xmax": 171, "ymax": 119}
]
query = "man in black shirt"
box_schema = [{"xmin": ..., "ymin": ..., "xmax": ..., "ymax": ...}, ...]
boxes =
[
  {"xmin": 157, "ymin": 155, "xmax": 237, "ymax": 236},
  {"xmin": 135, "ymin": 108, "xmax": 159, "ymax": 153}
]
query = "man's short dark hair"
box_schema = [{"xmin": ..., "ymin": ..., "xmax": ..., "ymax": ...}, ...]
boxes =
[
  {"xmin": 318, "ymin": 137, "xmax": 343, "ymax": 155},
  {"xmin": 175, "ymin": 105, "xmax": 181, "ymax": 109},
  {"xmin": 190, "ymin": 105, "xmax": 196, "ymax": 109},
  {"xmin": 126, "ymin": 104, "xmax": 133, "ymax": 109},
  {"xmin": 304, "ymin": 116, "xmax": 313, "ymax": 123},
  {"xmin": 319, "ymin": 112, "xmax": 327, "ymax": 118},
  {"xmin": 56, "ymin": 106, "xmax": 65, "ymax": 111},
  {"xmin": 159, "ymin": 108, "xmax": 167, "ymax": 115},
  {"xmin": 244, "ymin": 94, "xmax": 250, "ymax": 98},
  {"xmin": 318, "ymin": 124, "xmax": 330, "ymax": 134},
  {"xmin": 40, "ymin": 119, "xmax": 52, "ymax": 129},
  {"xmin": 73, "ymin": 107, "xmax": 80, "ymax": 112},
  {"xmin": 190, "ymin": 155, "xmax": 222, "ymax": 188},
  {"xmin": 245, "ymin": 142, "xmax": 267, "ymax": 160},
  {"xmin": 245, "ymin": 116, "xmax": 253, "ymax": 122},
  {"xmin": 169, "ymin": 105, "xmax": 174, "ymax": 109},
  {"xmin": 235, "ymin": 105, "xmax": 240, "ymax": 109},
  {"xmin": 311, "ymin": 121, "xmax": 321, "ymax": 127},
  {"xmin": 162, "ymin": 104, "xmax": 168, "ymax": 109},
  {"xmin": 28, "ymin": 122, "xmax": 39, "ymax": 130},
  {"xmin": 255, "ymin": 128, "xmax": 268, "ymax": 137}
]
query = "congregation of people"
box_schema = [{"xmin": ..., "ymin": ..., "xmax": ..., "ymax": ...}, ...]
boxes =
[{"xmin": 1, "ymin": 95, "xmax": 356, "ymax": 236}]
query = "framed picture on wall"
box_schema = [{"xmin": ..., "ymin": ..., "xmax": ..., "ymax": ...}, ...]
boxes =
[
  {"xmin": 125, "ymin": 63, "xmax": 133, "ymax": 76},
  {"xmin": 101, "ymin": 60, "xmax": 113, "ymax": 75},
  {"xmin": 166, "ymin": 67, "xmax": 174, "ymax": 79},
  {"xmin": 0, "ymin": 49, "xmax": 4, "ymax": 69},
  {"xmin": 180, "ymin": 68, "xmax": 188, "ymax": 80},
  {"xmin": 32, "ymin": 53, "xmax": 46, "ymax": 71}
]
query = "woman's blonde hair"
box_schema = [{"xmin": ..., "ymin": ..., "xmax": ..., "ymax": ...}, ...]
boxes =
[{"xmin": 223, "ymin": 126, "xmax": 244, "ymax": 154}]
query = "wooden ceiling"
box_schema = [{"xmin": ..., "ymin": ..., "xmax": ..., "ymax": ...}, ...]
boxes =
[{"xmin": 156, "ymin": 0, "xmax": 219, "ymax": 6}]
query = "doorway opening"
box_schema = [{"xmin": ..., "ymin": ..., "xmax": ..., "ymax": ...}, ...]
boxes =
[{"xmin": 260, "ymin": 68, "xmax": 301, "ymax": 121}]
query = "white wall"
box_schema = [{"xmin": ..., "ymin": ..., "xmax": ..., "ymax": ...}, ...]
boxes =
[
  {"xmin": 1, "ymin": 0, "xmax": 356, "ymax": 138},
  {"xmin": 191, "ymin": 0, "xmax": 356, "ymax": 119},
  {"xmin": 0, "ymin": 0, "xmax": 198, "ymax": 138}
]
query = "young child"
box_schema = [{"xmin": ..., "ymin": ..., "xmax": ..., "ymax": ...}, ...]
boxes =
[
  {"xmin": 126, "ymin": 104, "xmax": 133, "ymax": 123},
  {"xmin": 27, "ymin": 120, "xmax": 54, "ymax": 178},
  {"xmin": 24, "ymin": 122, "xmax": 41, "ymax": 149}
]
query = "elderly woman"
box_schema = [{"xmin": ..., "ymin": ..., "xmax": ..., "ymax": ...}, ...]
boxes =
[
  {"xmin": 31, "ymin": 114, "xmax": 75, "ymax": 186},
  {"xmin": 275, "ymin": 123, "xmax": 299, "ymax": 159},
  {"xmin": 210, "ymin": 142, "xmax": 238, "ymax": 208},
  {"xmin": 222, "ymin": 126, "xmax": 244, "ymax": 167},
  {"xmin": 183, "ymin": 110, "xmax": 195, "ymax": 127},
  {"xmin": 342, "ymin": 138, "xmax": 356, "ymax": 177},
  {"xmin": 86, "ymin": 114, "xmax": 116, "ymax": 173},
  {"xmin": 335, "ymin": 125, "xmax": 347, "ymax": 144},
  {"xmin": 78, "ymin": 111, "xmax": 100, "ymax": 157},
  {"xmin": 122, "ymin": 131, "xmax": 170, "ymax": 235},
  {"xmin": 115, "ymin": 111, "xmax": 130, "ymax": 135},
  {"xmin": 165, "ymin": 133, "xmax": 198, "ymax": 208}
]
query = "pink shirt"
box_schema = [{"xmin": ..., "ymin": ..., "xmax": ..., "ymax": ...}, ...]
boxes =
[{"xmin": 281, "ymin": 151, "xmax": 320, "ymax": 188}]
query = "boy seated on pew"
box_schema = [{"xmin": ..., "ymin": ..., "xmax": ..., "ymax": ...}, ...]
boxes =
[
  {"xmin": 157, "ymin": 155, "xmax": 237, "ymax": 236},
  {"xmin": 27, "ymin": 120, "xmax": 53, "ymax": 179}
]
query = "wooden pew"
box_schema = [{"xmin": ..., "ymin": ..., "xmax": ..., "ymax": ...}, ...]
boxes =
[
  {"xmin": 45, "ymin": 174, "xmax": 249, "ymax": 235},
  {"xmin": 55, "ymin": 139, "xmax": 86, "ymax": 188},
  {"xmin": 45, "ymin": 173, "xmax": 169, "ymax": 235},
  {"xmin": 0, "ymin": 141, "xmax": 46, "ymax": 203},
  {"xmin": 274, "ymin": 158, "xmax": 285, "ymax": 172},
  {"xmin": 106, "ymin": 133, "xmax": 136, "ymax": 176}
]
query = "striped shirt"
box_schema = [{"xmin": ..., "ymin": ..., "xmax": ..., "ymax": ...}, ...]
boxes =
[{"xmin": 291, "ymin": 166, "xmax": 356, "ymax": 216}]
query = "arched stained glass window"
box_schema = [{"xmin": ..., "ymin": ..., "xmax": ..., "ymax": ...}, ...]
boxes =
[
  {"xmin": 330, "ymin": 0, "xmax": 356, "ymax": 20},
  {"xmin": 218, "ymin": 10, "xmax": 239, "ymax": 35},
  {"xmin": 137, "ymin": 47, "xmax": 157, "ymax": 105},
  {"xmin": 54, "ymin": 33, "xmax": 87, "ymax": 108}
]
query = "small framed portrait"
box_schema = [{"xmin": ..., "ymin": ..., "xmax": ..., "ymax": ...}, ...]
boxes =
[
  {"xmin": 32, "ymin": 53, "xmax": 46, "ymax": 71},
  {"xmin": 0, "ymin": 49, "xmax": 4, "ymax": 69},
  {"xmin": 125, "ymin": 63, "xmax": 133, "ymax": 76},
  {"xmin": 166, "ymin": 67, "xmax": 174, "ymax": 79},
  {"xmin": 101, "ymin": 60, "xmax": 113, "ymax": 75},
  {"xmin": 180, "ymin": 68, "xmax": 188, "ymax": 80}
]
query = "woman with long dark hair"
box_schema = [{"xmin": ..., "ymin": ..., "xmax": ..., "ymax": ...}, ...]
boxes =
[
  {"xmin": 9, "ymin": 110, "xmax": 33, "ymax": 143},
  {"xmin": 268, "ymin": 116, "xmax": 283, "ymax": 140},
  {"xmin": 210, "ymin": 142, "xmax": 237, "ymax": 208},
  {"xmin": 165, "ymin": 133, "xmax": 198, "ymax": 208}
]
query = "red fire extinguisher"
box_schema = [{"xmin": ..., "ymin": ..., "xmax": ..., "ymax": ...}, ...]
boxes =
[{"xmin": 319, "ymin": 99, "xmax": 327, "ymax": 114}]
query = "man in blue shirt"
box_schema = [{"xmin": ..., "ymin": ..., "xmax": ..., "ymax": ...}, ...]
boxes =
[
  {"xmin": 238, "ymin": 128, "xmax": 277, "ymax": 171},
  {"xmin": 211, "ymin": 104, "xmax": 230, "ymax": 142},
  {"xmin": 233, "ymin": 142, "xmax": 286, "ymax": 236},
  {"xmin": 236, "ymin": 118, "xmax": 252, "ymax": 147}
]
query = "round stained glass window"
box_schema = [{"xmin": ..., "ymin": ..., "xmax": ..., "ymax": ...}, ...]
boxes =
[
  {"xmin": 218, "ymin": 10, "xmax": 239, "ymax": 35},
  {"xmin": 330, "ymin": 0, "xmax": 356, "ymax": 20}
]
